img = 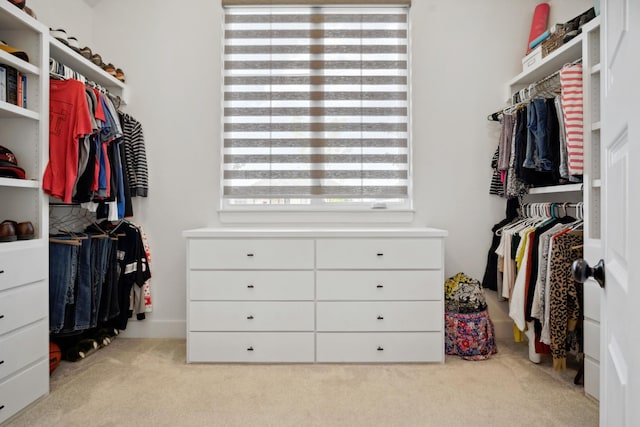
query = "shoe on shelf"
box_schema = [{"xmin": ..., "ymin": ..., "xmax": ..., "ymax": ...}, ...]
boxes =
[
  {"xmin": 50, "ymin": 28, "xmax": 69, "ymax": 45},
  {"xmin": 103, "ymin": 63, "xmax": 116, "ymax": 77},
  {"xmin": 67, "ymin": 36, "xmax": 81, "ymax": 53},
  {"xmin": 23, "ymin": 5, "xmax": 36, "ymax": 19},
  {"xmin": 90, "ymin": 53, "xmax": 103, "ymax": 67},
  {"xmin": 79, "ymin": 46, "xmax": 92, "ymax": 60},
  {"xmin": 115, "ymin": 68, "xmax": 125, "ymax": 82},
  {"xmin": 0, "ymin": 221, "xmax": 17, "ymax": 242},
  {"xmin": 2, "ymin": 220, "xmax": 34, "ymax": 240},
  {"xmin": 8, "ymin": 0, "xmax": 25, "ymax": 10}
]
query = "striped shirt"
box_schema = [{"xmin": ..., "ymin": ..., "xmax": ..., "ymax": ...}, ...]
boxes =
[
  {"xmin": 120, "ymin": 113, "xmax": 149, "ymax": 197},
  {"xmin": 560, "ymin": 64, "xmax": 583, "ymax": 176}
]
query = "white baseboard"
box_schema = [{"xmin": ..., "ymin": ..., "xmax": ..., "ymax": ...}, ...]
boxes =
[{"xmin": 118, "ymin": 319, "xmax": 186, "ymax": 338}]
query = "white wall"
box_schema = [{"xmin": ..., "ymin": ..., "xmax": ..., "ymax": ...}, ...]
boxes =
[
  {"xmin": 27, "ymin": 0, "xmax": 94, "ymax": 49},
  {"xmin": 31, "ymin": 0, "xmax": 592, "ymax": 338}
]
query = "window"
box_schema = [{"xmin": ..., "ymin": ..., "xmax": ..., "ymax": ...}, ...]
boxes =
[{"xmin": 222, "ymin": 2, "xmax": 410, "ymax": 209}]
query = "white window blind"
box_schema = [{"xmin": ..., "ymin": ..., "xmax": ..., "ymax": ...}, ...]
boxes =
[{"xmin": 223, "ymin": 5, "xmax": 410, "ymax": 206}]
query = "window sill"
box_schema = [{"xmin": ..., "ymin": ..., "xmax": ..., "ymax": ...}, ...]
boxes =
[{"xmin": 218, "ymin": 208, "xmax": 415, "ymax": 225}]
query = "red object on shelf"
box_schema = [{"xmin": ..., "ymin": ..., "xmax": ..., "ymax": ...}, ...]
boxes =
[{"xmin": 527, "ymin": 3, "xmax": 550, "ymax": 54}]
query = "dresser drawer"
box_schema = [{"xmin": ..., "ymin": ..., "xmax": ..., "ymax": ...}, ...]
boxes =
[
  {"xmin": 0, "ymin": 320, "xmax": 47, "ymax": 382},
  {"xmin": 317, "ymin": 332, "xmax": 443, "ymax": 362},
  {"xmin": 190, "ymin": 301, "xmax": 314, "ymax": 331},
  {"xmin": 0, "ymin": 282, "xmax": 48, "ymax": 336},
  {"xmin": 317, "ymin": 302, "xmax": 442, "ymax": 332},
  {"xmin": 317, "ymin": 270, "xmax": 442, "ymax": 301},
  {"xmin": 189, "ymin": 239, "xmax": 314, "ymax": 270},
  {"xmin": 316, "ymin": 238, "xmax": 442, "ymax": 269},
  {"xmin": 0, "ymin": 359, "xmax": 48, "ymax": 424},
  {"xmin": 0, "ymin": 245, "xmax": 46, "ymax": 293},
  {"xmin": 190, "ymin": 270, "xmax": 314, "ymax": 301},
  {"xmin": 188, "ymin": 332, "xmax": 315, "ymax": 363}
]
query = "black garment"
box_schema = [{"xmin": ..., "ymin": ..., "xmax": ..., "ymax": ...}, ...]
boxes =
[
  {"xmin": 73, "ymin": 134, "xmax": 98, "ymax": 203},
  {"xmin": 118, "ymin": 139, "xmax": 134, "ymax": 217},
  {"xmin": 482, "ymin": 198, "xmax": 519, "ymax": 291}
]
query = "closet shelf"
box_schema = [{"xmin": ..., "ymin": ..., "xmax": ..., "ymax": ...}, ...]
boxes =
[
  {"xmin": 49, "ymin": 36, "xmax": 129, "ymax": 105},
  {"xmin": 0, "ymin": 0, "xmax": 46, "ymax": 32},
  {"xmin": 591, "ymin": 64, "xmax": 601, "ymax": 74},
  {"xmin": 0, "ymin": 101, "xmax": 39, "ymax": 119},
  {"xmin": 0, "ymin": 177, "xmax": 40, "ymax": 188},
  {"xmin": 592, "ymin": 179, "xmax": 602, "ymax": 188},
  {"xmin": 509, "ymin": 33, "xmax": 583, "ymax": 86},
  {"xmin": 528, "ymin": 183, "xmax": 582, "ymax": 194},
  {"xmin": 0, "ymin": 50, "xmax": 40, "ymax": 76},
  {"xmin": 592, "ymin": 121, "xmax": 601, "ymax": 131}
]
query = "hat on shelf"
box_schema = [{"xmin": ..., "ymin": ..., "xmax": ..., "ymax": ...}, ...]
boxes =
[
  {"xmin": 49, "ymin": 28, "xmax": 69, "ymax": 45},
  {"xmin": 67, "ymin": 36, "xmax": 81, "ymax": 52},
  {"xmin": 0, "ymin": 40, "xmax": 29, "ymax": 62},
  {"xmin": 0, "ymin": 145, "xmax": 26, "ymax": 179}
]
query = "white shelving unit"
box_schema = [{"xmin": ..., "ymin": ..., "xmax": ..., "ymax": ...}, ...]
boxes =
[
  {"xmin": 505, "ymin": 17, "xmax": 601, "ymax": 401},
  {"xmin": 0, "ymin": 3, "xmax": 50, "ymax": 423}
]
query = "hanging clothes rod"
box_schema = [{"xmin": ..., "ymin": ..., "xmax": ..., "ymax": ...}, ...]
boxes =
[
  {"xmin": 487, "ymin": 58, "xmax": 583, "ymax": 121},
  {"xmin": 49, "ymin": 58, "xmax": 123, "ymax": 109}
]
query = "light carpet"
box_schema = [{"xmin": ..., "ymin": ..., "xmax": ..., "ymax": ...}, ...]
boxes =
[{"xmin": 5, "ymin": 338, "xmax": 598, "ymax": 427}]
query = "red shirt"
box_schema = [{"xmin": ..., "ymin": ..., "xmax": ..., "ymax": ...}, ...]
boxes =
[{"xmin": 44, "ymin": 79, "xmax": 92, "ymax": 203}]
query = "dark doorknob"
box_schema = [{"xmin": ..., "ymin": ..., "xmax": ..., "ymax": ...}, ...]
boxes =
[{"xmin": 572, "ymin": 259, "xmax": 605, "ymax": 288}]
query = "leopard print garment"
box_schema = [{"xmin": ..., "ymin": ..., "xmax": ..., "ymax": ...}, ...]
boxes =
[{"xmin": 548, "ymin": 230, "xmax": 583, "ymax": 367}]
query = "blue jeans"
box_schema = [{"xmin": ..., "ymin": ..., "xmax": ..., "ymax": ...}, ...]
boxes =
[
  {"xmin": 49, "ymin": 240, "xmax": 78, "ymax": 333},
  {"xmin": 524, "ymin": 98, "xmax": 553, "ymax": 171},
  {"xmin": 90, "ymin": 236, "xmax": 111, "ymax": 327},
  {"xmin": 73, "ymin": 234, "xmax": 92, "ymax": 331}
]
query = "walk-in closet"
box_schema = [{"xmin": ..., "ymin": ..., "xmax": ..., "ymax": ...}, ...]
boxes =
[{"xmin": 0, "ymin": 0, "xmax": 637, "ymax": 425}]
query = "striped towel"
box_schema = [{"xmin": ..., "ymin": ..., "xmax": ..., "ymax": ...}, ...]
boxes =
[{"xmin": 560, "ymin": 64, "xmax": 584, "ymax": 176}]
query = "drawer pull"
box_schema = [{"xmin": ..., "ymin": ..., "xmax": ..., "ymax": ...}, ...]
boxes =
[
  {"xmin": 0, "ymin": 360, "xmax": 3, "ymax": 365},
  {"xmin": 0, "ymin": 405, "xmax": 4, "ymax": 410},
  {"xmin": 0, "ymin": 270, "xmax": 4, "ymax": 274},
  {"xmin": 247, "ymin": 253, "xmax": 254, "ymax": 257},
  {"xmin": 377, "ymin": 315, "xmax": 384, "ymax": 320},
  {"xmin": 0, "ymin": 315, "xmax": 4, "ymax": 320},
  {"xmin": 376, "ymin": 253, "xmax": 384, "ymax": 257},
  {"xmin": 247, "ymin": 284, "xmax": 255, "ymax": 289},
  {"xmin": 247, "ymin": 346, "xmax": 254, "ymax": 351},
  {"xmin": 247, "ymin": 315, "xmax": 254, "ymax": 320},
  {"xmin": 376, "ymin": 284, "xmax": 384, "ymax": 288},
  {"xmin": 377, "ymin": 346, "xmax": 384, "ymax": 351}
]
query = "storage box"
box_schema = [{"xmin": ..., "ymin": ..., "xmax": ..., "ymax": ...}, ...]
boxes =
[{"xmin": 522, "ymin": 45, "xmax": 543, "ymax": 72}]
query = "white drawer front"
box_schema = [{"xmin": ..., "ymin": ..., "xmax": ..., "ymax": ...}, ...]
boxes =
[
  {"xmin": 189, "ymin": 239, "xmax": 314, "ymax": 270},
  {"xmin": 0, "ymin": 359, "xmax": 48, "ymax": 424},
  {"xmin": 317, "ymin": 302, "xmax": 442, "ymax": 332},
  {"xmin": 583, "ymin": 318, "xmax": 600, "ymax": 361},
  {"xmin": 316, "ymin": 238, "xmax": 442, "ymax": 269},
  {"xmin": 190, "ymin": 301, "xmax": 314, "ymax": 331},
  {"xmin": 0, "ymin": 282, "xmax": 48, "ymax": 336},
  {"xmin": 188, "ymin": 332, "xmax": 314, "ymax": 363},
  {"xmin": 190, "ymin": 270, "xmax": 314, "ymax": 301},
  {"xmin": 0, "ymin": 245, "xmax": 46, "ymax": 293},
  {"xmin": 317, "ymin": 332, "xmax": 443, "ymax": 362},
  {"xmin": 0, "ymin": 320, "xmax": 47, "ymax": 382},
  {"xmin": 317, "ymin": 270, "xmax": 442, "ymax": 301},
  {"xmin": 583, "ymin": 279, "xmax": 601, "ymax": 322},
  {"xmin": 584, "ymin": 358, "xmax": 600, "ymax": 400}
]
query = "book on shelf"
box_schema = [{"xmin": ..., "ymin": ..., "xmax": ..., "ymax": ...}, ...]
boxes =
[
  {"xmin": 4, "ymin": 64, "xmax": 18, "ymax": 106},
  {"xmin": 0, "ymin": 65, "xmax": 6, "ymax": 102},
  {"xmin": 21, "ymin": 73, "xmax": 26, "ymax": 108},
  {"xmin": 16, "ymin": 70, "xmax": 23, "ymax": 107}
]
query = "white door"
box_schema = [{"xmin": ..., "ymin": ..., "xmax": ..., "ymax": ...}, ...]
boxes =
[{"xmin": 600, "ymin": 0, "xmax": 640, "ymax": 425}]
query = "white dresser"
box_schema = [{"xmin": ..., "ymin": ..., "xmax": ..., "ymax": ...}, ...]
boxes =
[{"xmin": 184, "ymin": 228, "xmax": 447, "ymax": 363}]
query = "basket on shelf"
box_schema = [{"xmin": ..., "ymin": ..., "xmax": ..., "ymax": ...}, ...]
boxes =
[{"xmin": 541, "ymin": 25, "xmax": 566, "ymax": 58}]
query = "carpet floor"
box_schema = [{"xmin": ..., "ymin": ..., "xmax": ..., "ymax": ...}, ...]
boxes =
[{"xmin": 5, "ymin": 338, "xmax": 598, "ymax": 427}]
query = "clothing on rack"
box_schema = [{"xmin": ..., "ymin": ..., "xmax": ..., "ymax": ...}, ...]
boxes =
[
  {"xmin": 49, "ymin": 219, "xmax": 152, "ymax": 334},
  {"xmin": 488, "ymin": 63, "xmax": 584, "ymax": 197},
  {"xmin": 487, "ymin": 202, "xmax": 584, "ymax": 370},
  {"xmin": 44, "ymin": 61, "xmax": 149, "ymax": 219}
]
